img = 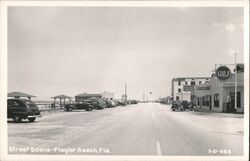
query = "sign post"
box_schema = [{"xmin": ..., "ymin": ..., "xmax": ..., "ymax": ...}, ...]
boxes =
[{"xmin": 234, "ymin": 52, "xmax": 237, "ymax": 111}]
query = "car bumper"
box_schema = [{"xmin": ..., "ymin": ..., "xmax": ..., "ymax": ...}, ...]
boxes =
[{"xmin": 27, "ymin": 114, "xmax": 42, "ymax": 118}]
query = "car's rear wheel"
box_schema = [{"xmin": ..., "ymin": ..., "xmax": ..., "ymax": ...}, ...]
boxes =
[
  {"xmin": 66, "ymin": 107, "xmax": 73, "ymax": 111},
  {"xmin": 86, "ymin": 107, "xmax": 92, "ymax": 111},
  {"xmin": 28, "ymin": 118, "xmax": 36, "ymax": 122},
  {"xmin": 13, "ymin": 115, "xmax": 22, "ymax": 123}
]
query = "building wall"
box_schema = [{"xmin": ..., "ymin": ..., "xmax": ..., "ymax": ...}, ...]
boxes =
[
  {"xmin": 194, "ymin": 72, "xmax": 244, "ymax": 113},
  {"xmin": 113, "ymin": 93, "xmax": 122, "ymax": 101},
  {"xmin": 223, "ymin": 86, "xmax": 244, "ymax": 113},
  {"xmin": 101, "ymin": 91, "xmax": 114, "ymax": 100},
  {"xmin": 172, "ymin": 77, "xmax": 210, "ymax": 101}
]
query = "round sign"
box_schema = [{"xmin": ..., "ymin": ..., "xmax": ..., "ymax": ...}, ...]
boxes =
[{"xmin": 216, "ymin": 66, "xmax": 231, "ymax": 80}]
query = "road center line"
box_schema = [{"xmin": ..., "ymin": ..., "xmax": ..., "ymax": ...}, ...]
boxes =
[
  {"xmin": 156, "ymin": 141, "xmax": 162, "ymax": 156},
  {"xmin": 152, "ymin": 112, "xmax": 155, "ymax": 120}
]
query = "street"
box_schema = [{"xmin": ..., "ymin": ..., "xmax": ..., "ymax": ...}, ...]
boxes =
[{"xmin": 8, "ymin": 103, "xmax": 244, "ymax": 156}]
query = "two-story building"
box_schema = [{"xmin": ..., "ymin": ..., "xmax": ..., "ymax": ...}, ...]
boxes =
[{"xmin": 171, "ymin": 77, "xmax": 210, "ymax": 101}]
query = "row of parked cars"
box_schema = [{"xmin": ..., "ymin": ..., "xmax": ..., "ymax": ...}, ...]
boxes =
[
  {"xmin": 65, "ymin": 98, "xmax": 139, "ymax": 111},
  {"xmin": 171, "ymin": 100, "xmax": 195, "ymax": 111},
  {"xmin": 64, "ymin": 98, "xmax": 129, "ymax": 111},
  {"xmin": 7, "ymin": 98, "xmax": 139, "ymax": 123}
]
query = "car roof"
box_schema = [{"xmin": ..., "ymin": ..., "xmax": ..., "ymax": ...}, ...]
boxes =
[{"xmin": 8, "ymin": 98, "xmax": 31, "ymax": 101}]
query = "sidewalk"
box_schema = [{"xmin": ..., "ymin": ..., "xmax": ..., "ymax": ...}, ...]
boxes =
[{"xmin": 192, "ymin": 107, "xmax": 244, "ymax": 118}]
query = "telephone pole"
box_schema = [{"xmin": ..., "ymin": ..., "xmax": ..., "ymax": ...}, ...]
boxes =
[
  {"xmin": 125, "ymin": 83, "xmax": 127, "ymax": 102},
  {"xmin": 234, "ymin": 52, "xmax": 237, "ymax": 111}
]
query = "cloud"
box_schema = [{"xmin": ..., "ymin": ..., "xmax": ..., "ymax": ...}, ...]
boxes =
[{"xmin": 212, "ymin": 22, "xmax": 243, "ymax": 32}]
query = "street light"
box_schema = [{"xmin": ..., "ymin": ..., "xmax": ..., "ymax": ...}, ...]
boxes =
[
  {"xmin": 234, "ymin": 52, "xmax": 237, "ymax": 111},
  {"xmin": 228, "ymin": 49, "xmax": 237, "ymax": 111}
]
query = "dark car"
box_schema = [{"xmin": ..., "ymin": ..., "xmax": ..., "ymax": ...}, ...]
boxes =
[
  {"xmin": 181, "ymin": 100, "xmax": 190, "ymax": 110},
  {"xmin": 65, "ymin": 100, "xmax": 93, "ymax": 111},
  {"xmin": 88, "ymin": 98, "xmax": 107, "ymax": 109},
  {"xmin": 129, "ymin": 100, "xmax": 138, "ymax": 104},
  {"xmin": 171, "ymin": 100, "xmax": 184, "ymax": 111},
  {"xmin": 103, "ymin": 99, "xmax": 116, "ymax": 108},
  {"xmin": 116, "ymin": 100, "xmax": 127, "ymax": 106},
  {"xmin": 7, "ymin": 99, "xmax": 41, "ymax": 123}
]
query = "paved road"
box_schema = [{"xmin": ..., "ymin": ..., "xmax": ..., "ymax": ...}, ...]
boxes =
[{"xmin": 8, "ymin": 103, "xmax": 244, "ymax": 156}]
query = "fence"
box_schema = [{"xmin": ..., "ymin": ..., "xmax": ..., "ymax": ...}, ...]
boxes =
[{"xmin": 35, "ymin": 103, "xmax": 62, "ymax": 111}]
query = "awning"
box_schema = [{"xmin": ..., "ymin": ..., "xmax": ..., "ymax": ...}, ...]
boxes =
[{"xmin": 8, "ymin": 91, "xmax": 36, "ymax": 99}]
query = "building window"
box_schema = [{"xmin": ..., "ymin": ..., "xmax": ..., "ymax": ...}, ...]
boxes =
[
  {"xmin": 191, "ymin": 95, "xmax": 195, "ymax": 101},
  {"xmin": 197, "ymin": 97, "xmax": 200, "ymax": 106},
  {"xmin": 202, "ymin": 97, "xmax": 205, "ymax": 106},
  {"xmin": 178, "ymin": 88, "xmax": 181, "ymax": 93},
  {"xmin": 214, "ymin": 94, "xmax": 219, "ymax": 107},
  {"xmin": 185, "ymin": 81, "xmax": 188, "ymax": 85},
  {"xmin": 178, "ymin": 81, "xmax": 181, "ymax": 85},
  {"xmin": 191, "ymin": 81, "xmax": 195, "ymax": 85},
  {"xmin": 205, "ymin": 95, "xmax": 210, "ymax": 107},
  {"xmin": 230, "ymin": 92, "xmax": 241, "ymax": 108},
  {"xmin": 237, "ymin": 92, "xmax": 241, "ymax": 108},
  {"xmin": 205, "ymin": 81, "xmax": 209, "ymax": 84},
  {"xmin": 199, "ymin": 81, "xmax": 202, "ymax": 85}
]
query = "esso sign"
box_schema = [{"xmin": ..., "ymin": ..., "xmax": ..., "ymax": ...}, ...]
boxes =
[{"xmin": 216, "ymin": 66, "xmax": 231, "ymax": 80}]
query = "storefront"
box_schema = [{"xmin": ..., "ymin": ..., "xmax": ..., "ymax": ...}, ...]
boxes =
[{"xmin": 194, "ymin": 66, "xmax": 244, "ymax": 113}]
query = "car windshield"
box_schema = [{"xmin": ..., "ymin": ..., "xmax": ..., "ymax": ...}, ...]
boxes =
[{"xmin": 23, "ymin": 100, "xmax": 37, "ymax": 108}]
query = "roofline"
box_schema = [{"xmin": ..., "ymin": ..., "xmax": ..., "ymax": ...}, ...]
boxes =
[
  {"xmin": 172, "ymin": 77, "xmax": 211, "ymax": 81},
  {"xmin": 75, "ymin": 94, "xmax": 102, "ymax": 97},
  {"xmin": 8, "ymin": 92, "xmax": 36, "ymax": 97},
  {"xmin": 51, "ymin": 95, "xmax": 72, "ymax": 98},
  {"xmin": 8, "ymin": 98, "xmax": 32, "ymax": 101}
]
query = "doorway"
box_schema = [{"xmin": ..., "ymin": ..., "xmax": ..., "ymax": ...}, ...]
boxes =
[
  {"xmin": 209, "ymin": 95, "xmax": 212, "ymax": 111},
  {"xmin": 229, "ymin": 92, "xmax": 241, "ymax": 113}
]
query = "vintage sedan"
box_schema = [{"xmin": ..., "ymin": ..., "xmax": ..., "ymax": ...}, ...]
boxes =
[
  {"xmin": 7, "ymin": 99, "xmax": 41, "ymax": 122},
  {"xmin": 65, "ymin": 100, "xmax": 94, "ymax": 111}
]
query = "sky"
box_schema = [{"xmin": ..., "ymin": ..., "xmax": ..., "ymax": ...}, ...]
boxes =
[{"xmin": 8, "ymin": 7, "xmax": 244, "ymax": 101}]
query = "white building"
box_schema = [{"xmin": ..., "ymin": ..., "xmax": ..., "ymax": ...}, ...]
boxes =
[
  {"xmin": 171, "ymin": 77, "xmax": 210, "ymax": 101},
  {"xmin": 101, "ymin": 91, "xmax": 122, "ymax": 101},
  {"xmin": 101, "ymin": 91, "xmax": 114, "ymax": 100},
  {"xmin": 194, "ymin": 64, "xmax": 244, "ymax": 113}
]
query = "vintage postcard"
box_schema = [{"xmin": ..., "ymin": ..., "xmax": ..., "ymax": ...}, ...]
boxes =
[{"xmin": 0, "ymin": 1, "xmax": 249, "ymax": 161}]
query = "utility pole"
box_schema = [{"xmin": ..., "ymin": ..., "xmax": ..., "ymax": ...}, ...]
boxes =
[
  {"xmin": 234, "ymin": 52, "xmax": 237, "ymax": 112},
  {"xmin": 125, "ymin": 83, "xmax": 127, "ymax": 102}
]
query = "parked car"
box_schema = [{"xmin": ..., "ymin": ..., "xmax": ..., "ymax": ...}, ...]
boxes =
[
  {"xmin": 116, "ymin": 100, "xmax": 127, "ymax": 106},
  {"xmin": 65, "ymin": 100, "xmax": 93, "ymax": 111},
  {"xmin": 189, "ymin": 101, "xmax": 196, "ymax": 110},
  {"xmin": 88, "ymin": 97, "xmax": 107, "ymax": 109},
  {"xmin": 101, "ymin": 98, "xmax": 113, "ymax": 108},
  {"xmin": 129, "ymin": 100, "xmax": 138, "ymax": 105},
  {"xmin": 171, "ymin": 100, "xmax": 184, "ymax": 111},
  {"xmin": 7, "ymin": 99, "xmax": 41, "ymax": 123},
  {"xmin": 181, "ymin": 100, "xmax": 190, "ymax": 110},
  {"xmin": 106, "ymin": 99, "xmax": 116, "ymax": 107}
]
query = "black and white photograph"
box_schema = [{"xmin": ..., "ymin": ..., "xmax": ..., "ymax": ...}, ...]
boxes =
[{"xmin": 0, "ymin": 1, "xmax": 249, "ymax": 161}]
